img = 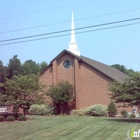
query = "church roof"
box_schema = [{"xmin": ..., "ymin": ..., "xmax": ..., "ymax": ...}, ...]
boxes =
[
  {"xmin": 41, "ymin": 50, "xmax": 128, "ymax": 82},
  {"xmin": 80, "ymin": 55, "xmax": 128, "ymax": 82}
]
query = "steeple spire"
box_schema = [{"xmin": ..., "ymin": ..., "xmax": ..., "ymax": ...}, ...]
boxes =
[{"xmin": 68, "ymin": 11, "xmax": 80, "ymax": 56}]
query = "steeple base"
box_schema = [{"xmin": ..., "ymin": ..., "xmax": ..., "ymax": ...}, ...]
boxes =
[{"xmin": 68, "ymin": 42, "xmax": 80, "ymax": 56}]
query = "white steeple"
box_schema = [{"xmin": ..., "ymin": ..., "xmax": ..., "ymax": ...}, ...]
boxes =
[{"xmin": 68, "ymin": 11, "xmax": 80, "ymax": 56}]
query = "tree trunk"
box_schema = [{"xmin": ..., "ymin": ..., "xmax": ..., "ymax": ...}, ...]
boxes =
[
  {"xmin": 23, "ymin": 108, "xmax": 26, "ymax": 116},
  {"xmin": 59, "ymin": 104, "xmax": 64, "ymax": 115}
]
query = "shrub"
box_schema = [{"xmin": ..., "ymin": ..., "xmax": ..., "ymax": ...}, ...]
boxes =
[
  {"xmin": 0, "ymin": 113, "xmax": 23, "ymax": 120},
  {"xmin": 129, "ymin": 114, "xmax": 135, "ymax": 118},
  {"xmin": 0, "ymin": 116, "xmax": 5, "ymax": 122},
  {"xmin": 108, "ymin": 101, "xmax": 117, "ymax": 117},
  {"xmin": 70, "ymin": 109, "xmax": 84, "ymax": 116},
  {"xmin": 0, "ymin": 113, "xmax": 10, "ymax": 119},
  {"xmin": 88, "ymin": 104, "xmax": 108, "ymax": 116},
  {"xmin": 120, "ymin": 110, "xmax": 128, "ymax": 118},
  {"xmin": 11, "ymin": 113, "xmax": 23, "ymax": 120},
  {"xmin": 45, "ymin": 105, "xmax": 56, "ymax": 115},
  {"xmin": 6, "ymin": 116, "xmax": 15, "ymax": 122},
  {"xmin": 12, "ymin": 105, "xmax": 19, "ymax": 114},
  {"xmin": 70, "ymin": 105, "xmax": 107, "ymax": 117},
  {"xmin": 70, "ymin": 107, "xmax": 92, "ymax": 116},
  {"xmin": 18, "ymin": 116, "xmax": 26, "ymax": 121},
  {"xmin": 29, "ymin": 104, "xmax": 55, "ymax": 115}
]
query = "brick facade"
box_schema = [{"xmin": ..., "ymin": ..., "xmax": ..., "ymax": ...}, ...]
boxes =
[{"xmin": 40, "ymin": 51, "xmax": 132, "ymax": 114}]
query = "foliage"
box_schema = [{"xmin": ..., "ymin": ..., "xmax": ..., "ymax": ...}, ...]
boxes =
[
  {"xmin": 87, "ymin": 104, "xmax": 108, "ymax": 116},
  {"xmin": 0, "ymin": 113, "xmax": 22, "ymax": 120},
  {"xmin": 11, "ymin": 113, "xmax": 23, "ymax": 120},
  {"xmin": 129, "ymin": 114, "xmax": 136, "ymax": 118},
  {"xmin": 29, "ymin": 104, "xmax": 55, "ymax": 115},
  {"xmin": 70, "ymin": 109, "xmax": 86, "ymax": 116},
  {"xmin": 7, "ymin": 55, "xmax": 22, "ymax": 79},
  {"xmin": 0, "ymin": 61, "xmax": 7, "ymax": 83},
  {"xmin": 12, "ymin": 105, "xmax": 19, "ymax": 114},
  {"xmin": 70, "ymin": 105, "xmax": 107, "ymax": 117},
  {"xmin": 0, "ymin": 116, "xmax": 5, "ymax": 122},
  {"xmin": 39, "ymin": 61, "xmax": 48, "ymax": 72},
  {"xmin": 108, "ymin": 101, "xmax": 117, "ymax": 117},
  {"xmin": 18, "ymin": 116, "xmax": 26, "ymax": 121},
  {"xmin": 46, "ymin": 81, "xmax": 74, "ymax": 114},
  {"xmin": 22, "ymin": 60, "xmax": 47, "ymax": 75},
  {"xmin": 109, "ymin": 72, "xmax": 140, "ymax": 108},
  {"xmin": 0, "ymin": 113, "xmax": 10, "ymax": 119},
  {"xmin": 111, "ymin": 64, "xmax": 136, "ymax": 76},
  {"xmin": 22, "ymin": 60, "xmax": 40, "ymax": 75},
  {"xmin": 6, "ymin": 116, "xmax": 15, "ymax": 122},
  {"xmin": 0, "ymin": 74, "xmax": 46, "ymax": 116},
  {"xmin": 120, "ymin": 110, "xmax": 128, "ymax": 118}
]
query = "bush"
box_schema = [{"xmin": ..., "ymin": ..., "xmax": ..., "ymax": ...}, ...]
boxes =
[
  {"xmin": 70, "ymin": 107, "xmax": 93, "ymax": 116},
  {"xmin": 29, "ymin": 104, "xmax": 55, "ymax": 115},
  {"xmin": 0, "ymin": 116, "xmax": 5, "ymax": 122},
  {"xmin": 120, "ymin": 110, "xmax": 128, "ymax": 118},
  {"xmin": 18, "ymin": 116, "xmax": 26, "ymax": 121},
  {"xmin": 108, "ymin": 101, "xmax": 117, "ymax": 117},
  {"xmin": 0, "ymin": 113, "xmax": 23, "ymax": 120},
  {"xmin": 0, "ymin": 113, "xmax": 10, "ymax": 119},
  {"xmin": 70, "ymin": 105, "xmax": 107, "ymax": 117},
  {"xmin": 88, "ymin": 104, "xmax": 108, "ymax": 116},
  {"xmin": 130, "ymin": 114, "xmax": 135, "ymax": 118},
  {"xmin": 6, "ymin": 116, "xmax": 15, "ymax": 122},
  {"xmin": 70, "ymin": 109, "xmax": 84, "ymax": 116},
  {"xmin": 11, "ymin": 113, "xmax": 23, "ymax": 120}
]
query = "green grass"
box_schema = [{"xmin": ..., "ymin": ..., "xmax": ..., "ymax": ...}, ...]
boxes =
[{"xmin": 0, "ymin": 115, "xmax": 140, "ymax": 140}]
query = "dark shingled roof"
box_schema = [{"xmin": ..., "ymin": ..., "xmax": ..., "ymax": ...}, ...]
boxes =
[
  {"xmin": 80, "ymin": 55, "xmax": 128, "ymax": 82},
  {"xmin": 41, "ymin": 50, "xmax": 128, "ymax": 82}
]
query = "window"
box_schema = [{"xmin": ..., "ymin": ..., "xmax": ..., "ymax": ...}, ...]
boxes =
[{"xmin": 63, "ymin": 60, "xmax": 71, "ymax": 69}]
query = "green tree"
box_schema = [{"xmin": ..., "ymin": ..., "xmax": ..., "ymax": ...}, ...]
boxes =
[
  {"xmin": 0, "ymin": 60, "xmax": 7, "ymax": 83},
  {"xmin": 39, "ymin": 61, "xmax": 47, "ymax": 72},
  {"xmin": 109, "ymin": 72, "xmax": 140, "ymax": 110},
  {"xmin": 0, "ymin": 61, "xmax": 7, "ymax": 96},
  {"xmin": 7, "ymin": 55, "xmax": 22, "ymax": 78},
  {"xmin": 46, "ymin": 81, "xmax": 74, "ymax": 114},
  {"xmin": 111, "ymin": 64, "xmax": 127, "ymax": 74},
  {"xmin": 108, "ymin": 101, "xmax": 117, "ymax": 117},
  {"xmin": 22, "ymin": 60, "xmax": 39, "ymax": 75},
  {"xmin": 1, "ymin": 74, "xmax": 46, "ymax": 116},
  {"xmin": 111, "ymin": 64, "xmax": 135, "ymax": 76}
]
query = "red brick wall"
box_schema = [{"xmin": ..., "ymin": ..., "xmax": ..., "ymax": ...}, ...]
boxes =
[
  {"xmin": 78, "ymin": 62, "xmax": 112, "ymax": 109},
  {"xmin": 39, "ymin": 52, "xmax": 132, "ymax": 114},
  {"xmin": 40, "ymin": 66, "xmax": 53, "ymax": 105},
  {"xmin": 40, "ymin": 66, "xmax": 53, "ymax": 86},
  {"xmin": 57, "ymin": 53, "xmax": 74, "ymax": 84}
]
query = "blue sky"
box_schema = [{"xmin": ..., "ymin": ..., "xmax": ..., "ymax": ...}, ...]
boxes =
[{"xmin": 0, "ymin": 0, "xmax": 140, "ymax": 71}]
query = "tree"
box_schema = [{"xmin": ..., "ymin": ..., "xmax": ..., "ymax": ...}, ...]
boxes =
[
  {"xmin": 111, "ymin": 64, "xmax": 127, "ymax": 74},
  {"xmin": 46, "ymin": 81, "xmax": 74, "ymax": 114},
  {"xmin": 0, "ymin": 61, "xmax": 7, "ymax": 96},
  {"xmin": 22, "ymin": 60, "xmax": 40, "ymax": 75},
  {"xmin": 111, "ymin": 64, "xmax": 135, "ymax": 76},
  {"xmin": 39, "ymin": 61, "xmax": 47, "ymax": 72},
  {"xmin": 108, "ymin": 101, "xmax": 117, "ymax": 117},
  {"xmin": 0, "ymin": 74, "xmax": 46, "ymax": 116},
  {"xmin": 7, "ymin": 55, "xmax": 22, "ymax": 78},
  {"xmin": 22, "ymin": 60, "xmax": 47, "ymax": 75},
  {"xmin": 0, "ymin": 60, "xmax": 7, "ymax": 83},
  {"xmin": 109, "ymin": 72, "xmax": 140, "ymax": 110}
]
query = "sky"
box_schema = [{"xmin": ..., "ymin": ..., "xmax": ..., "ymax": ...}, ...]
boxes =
[{"xmin": 0, "ymin": 0, "xmax": 140, "ymax": 71}]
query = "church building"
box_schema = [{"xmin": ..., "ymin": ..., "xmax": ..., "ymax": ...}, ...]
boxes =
[{"xmin": 40, "ymin": 12, "xmax": 128, "ymax": 113}]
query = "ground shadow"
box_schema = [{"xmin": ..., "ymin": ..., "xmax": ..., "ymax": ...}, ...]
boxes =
[{"xmin": 105, "ymin": 117, "xmax": 140, "ymax": 123}]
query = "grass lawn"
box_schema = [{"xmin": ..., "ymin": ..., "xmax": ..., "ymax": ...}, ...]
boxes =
[{"xmin": 0, "ymin": 115, "xmax": 140, "ymax": 140}]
